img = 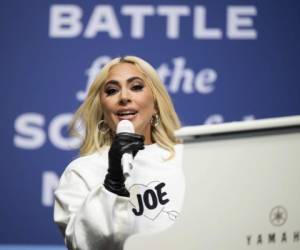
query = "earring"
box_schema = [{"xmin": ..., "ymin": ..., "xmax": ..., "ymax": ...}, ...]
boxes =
[
  {"xmin": 151, "ymin": 114, "xmax": 160, "ymax": 127},
  {"xmin": 97, "ymin": 120, "xmax": 110, "ymax": 134}
]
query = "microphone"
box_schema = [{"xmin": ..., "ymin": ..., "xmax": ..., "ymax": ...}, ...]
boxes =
[{"xmin": 116, "ymin": 120, "xmax": 134, "ymax": 178}]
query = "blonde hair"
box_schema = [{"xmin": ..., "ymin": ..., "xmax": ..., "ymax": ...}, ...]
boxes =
[{"xmin": 70, "ymin": 56, "xmax": 181, "ymax": 158}]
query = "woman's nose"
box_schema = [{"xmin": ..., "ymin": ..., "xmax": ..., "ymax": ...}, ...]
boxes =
[{"xmin": 119, "ymin": 89, "xmax": 131, "ymax": 105}]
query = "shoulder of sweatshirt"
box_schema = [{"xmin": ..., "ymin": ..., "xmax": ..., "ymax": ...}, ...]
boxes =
[
  {"xmin": 139, "ymin": 143, "xmax": 183, "ymax": 157},
  {"xmin": 133, "ymin": 143, "xmax": 184, "ymax": 173},
  {"xmin": 61, "ymin": 147, "xmax": 109, "ymax": 181}
]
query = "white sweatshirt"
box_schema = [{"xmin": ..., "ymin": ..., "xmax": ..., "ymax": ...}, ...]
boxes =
[{"xmin": 54, "ymin": 143, "xmax": 185, "ymax": 250}]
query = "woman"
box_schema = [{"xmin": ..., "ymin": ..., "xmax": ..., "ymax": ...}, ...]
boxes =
[{"xmin": 54, "ymin": 56, "xmax": 185, "ymax": 250}]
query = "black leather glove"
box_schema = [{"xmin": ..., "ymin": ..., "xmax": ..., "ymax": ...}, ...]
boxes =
[{"xmin": 104, "ymin": 132, "xmax": 144, "ymax": 197}]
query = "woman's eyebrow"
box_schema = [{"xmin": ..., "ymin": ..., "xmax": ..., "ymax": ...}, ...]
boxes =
[
  {"xmin": 104, "ymin": 80, "xmax": 119, "ymax": 86},
  {"xmin": 127, "ymin": 76, "xmax": 144, "ymax": 83},
  {"xmin": 104, "ymin": 76, "xmax": 144, "ymax": 86}
]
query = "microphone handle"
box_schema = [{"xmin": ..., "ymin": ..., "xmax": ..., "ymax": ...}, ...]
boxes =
[{"xmin": 121, "ymin": 153, "xmax": 133, "ymax": 178}]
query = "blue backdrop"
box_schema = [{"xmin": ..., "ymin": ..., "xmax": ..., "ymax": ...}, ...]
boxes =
[{"xmin": 1, "ymin": 0, "xmax": 299, "ymax": 248}]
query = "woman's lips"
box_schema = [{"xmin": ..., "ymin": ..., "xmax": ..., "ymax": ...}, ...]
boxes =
[
  {"xmin": 116, "ymin": 110, "xmax": 138, "ymax": 121},
  {"xmin": 118, "ymin": 113, "xmax": 137, "ymax": 120}
]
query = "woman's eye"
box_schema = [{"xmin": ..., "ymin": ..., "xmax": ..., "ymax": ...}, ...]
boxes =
[
  {"xmin": 105, "ymin": 88, "xmax": 118, "ymax": 96},
  {"xmin": 131, "ymin": 84, "xmax": 144, "ymax": 91}
]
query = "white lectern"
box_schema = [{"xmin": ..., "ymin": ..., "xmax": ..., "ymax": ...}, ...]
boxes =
[{"xmin": 126, "ymin": 116, "xmax": 300, "ymax": 250}]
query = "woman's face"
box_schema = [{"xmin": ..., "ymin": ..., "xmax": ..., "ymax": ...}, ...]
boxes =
[{"xmin": 100, "ymin": 63, "xmax": 156, "ymax": 144}]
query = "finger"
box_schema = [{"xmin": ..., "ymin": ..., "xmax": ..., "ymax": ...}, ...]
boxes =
[
  {"xmin": 116, "ymin": 134, "xmax": 144, "ymax": 144},
  {"xmin": 121, "ymin": 141, "xmax": 144, "ymax": 155},
  {"xmin": 116, "ymin": 133, "xmax": 145, "ymax": 142}
]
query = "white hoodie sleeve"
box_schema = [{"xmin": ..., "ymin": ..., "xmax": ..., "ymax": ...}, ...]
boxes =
[{"xmin": 54, "ymin": 165, "xmax": 132, "ymax": 250}]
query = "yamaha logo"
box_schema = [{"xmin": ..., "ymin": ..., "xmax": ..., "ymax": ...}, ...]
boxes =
[
  {"xmin": 269, "ymin": 206, "xmax": 288, "ymax": 227},
  {"xmin": 246, "ymin": 205, "xmax": 299, "ymax": 247}
]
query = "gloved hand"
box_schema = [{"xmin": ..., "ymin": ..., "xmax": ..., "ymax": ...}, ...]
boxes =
[{"xmin": 104, "ymin": 132, "xmax": 145, "ymax": 197}]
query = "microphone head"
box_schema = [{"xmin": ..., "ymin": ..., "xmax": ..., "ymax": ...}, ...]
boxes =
[{"xmin": 116, "ymin": 120, "xmax": 134, "ymax": 134}]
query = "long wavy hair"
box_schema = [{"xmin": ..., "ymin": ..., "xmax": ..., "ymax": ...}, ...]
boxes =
[{"xmin": 69, "ymin": 56, "xmax": 181, "ymax": 158}]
